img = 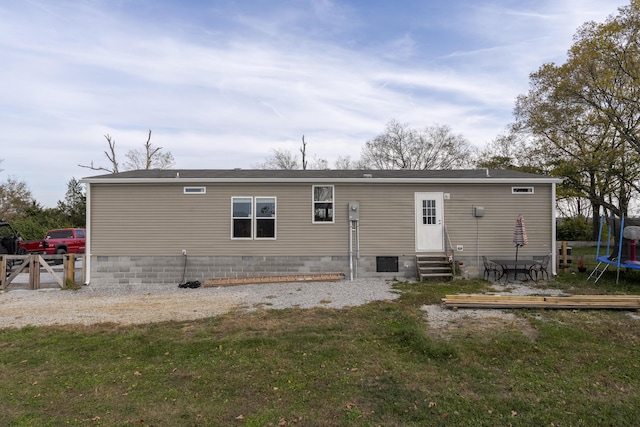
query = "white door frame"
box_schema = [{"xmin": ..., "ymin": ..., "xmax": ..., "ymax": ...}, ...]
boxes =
[{"xmin": 415, "ymin": 192, "xmax": 444, "ymax": 252}]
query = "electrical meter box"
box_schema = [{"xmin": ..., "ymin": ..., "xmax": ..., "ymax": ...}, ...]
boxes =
[{"xmin": 348, "ymin": 201, "xmax": 360, "ymax": 221}]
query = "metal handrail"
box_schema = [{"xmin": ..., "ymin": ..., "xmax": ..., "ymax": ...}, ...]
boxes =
[{"xmin": 444, "ymin": 224, "xmax": 455, "ymax": 268}]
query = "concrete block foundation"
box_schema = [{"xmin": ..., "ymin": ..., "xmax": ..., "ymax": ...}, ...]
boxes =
[{"xmin": 88, "ymin": 255, "xmax": 418, "ymax": 288}]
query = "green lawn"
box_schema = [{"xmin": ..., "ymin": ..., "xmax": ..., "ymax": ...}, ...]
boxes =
[{"xmin": 1, "ymin": 273, "xmax": 639, "ymax": 426}]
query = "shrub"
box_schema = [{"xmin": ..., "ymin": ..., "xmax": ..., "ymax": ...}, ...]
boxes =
[{"xmin": 557, "ymin": 216, "xmax": 592, "ymax": 241}]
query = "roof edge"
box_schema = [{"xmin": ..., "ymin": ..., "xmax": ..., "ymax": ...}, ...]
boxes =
[{"xmin": 81, "ymin": 176, "xmax": 564, "ymax": 185}]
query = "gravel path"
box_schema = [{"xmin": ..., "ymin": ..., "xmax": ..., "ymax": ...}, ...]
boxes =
[
  {"xmin": 0, "ymin": 278, "xmax": 400, "ymax": 329},
  {"xmin": 6, "ymin": 277, "xmax": 635, "ymax": 331}
]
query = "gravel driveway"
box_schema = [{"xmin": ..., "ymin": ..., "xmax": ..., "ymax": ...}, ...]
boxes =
[
  {"xmin": 0, "ymin": 278, "xmax": 400, "ymax": 329},
  {"xmin": 4, "ymin": 274, "xmax": 608, "ymax": 332}
]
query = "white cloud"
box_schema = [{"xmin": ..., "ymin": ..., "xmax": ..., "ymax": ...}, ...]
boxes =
[{"xmin": 0, "ymin": 0, "xmax": 629, "ymax": 206}]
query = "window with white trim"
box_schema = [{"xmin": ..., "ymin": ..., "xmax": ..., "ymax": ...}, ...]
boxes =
[
  {"xmin": 255, "ymin": 197, "xmax": 276, "ymax": 238},
  {"xmin": 313, "ymin": 185, "xmax": 334, "ymax": 223},
  {"xmin": 232, "ymin": 197, "xmax": 276, "ymax": 239},
  {"xmin": 512, "ymin": 187, "xmax": 534, "ymax": 194},
  {"xmin": 184, "ymin": 186, "xmax": 206, "ymax": 194}
]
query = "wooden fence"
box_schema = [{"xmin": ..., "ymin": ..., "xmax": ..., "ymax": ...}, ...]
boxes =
[{"xmin": 0, "ymin": 254, "xmax": 83, "ymax": 290}]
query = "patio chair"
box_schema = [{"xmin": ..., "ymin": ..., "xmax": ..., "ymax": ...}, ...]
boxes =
[
  {"xmin": 482, "ymin": 256, "xmax": 502, "ymax": 281},
  {"xmin": 529, "ymin": 255, "xmax": 550, "ymax": 281}
]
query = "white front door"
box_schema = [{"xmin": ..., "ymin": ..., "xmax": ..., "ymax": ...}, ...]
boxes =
[{"xmin": 415, "ymin": 192, "xmax": 444, "ymax": 252}]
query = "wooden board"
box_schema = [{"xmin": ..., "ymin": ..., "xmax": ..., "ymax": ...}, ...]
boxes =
[
  {"xmin": 203, "ymin": 273, "xmax": 345, "ymax": 287},
  {"xmin": 442, "ymin": 294, "xmax": 640, "ymax": 310}
]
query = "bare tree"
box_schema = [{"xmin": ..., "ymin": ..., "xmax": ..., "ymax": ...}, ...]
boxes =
[
  {"xmin": 300, "ymin": 135, "xmax": 308, "ymax": 170},
  {"xmin": 79, "ymin": 130, "xmax": 174, "ymax": 173},
  {"xmin": 308, "ymin": 155, "xmax": 328, "ymax": 170},
  {"xmin": 333, "ymin": 155, "xmax": 366, "ymax": 170},
  {"xmin": 333, "ymin": 155, "xmax": 353, "ymax": 170},
  {"xmin": 123, "ymin": 130, "xmax": 175, "ymax": 170},
  {"xmin": 78, "ymin": 134, "xmax": 119, "ymax": 173},
  {"xmin": 254, "ymin": 135, "xmax": 330, "ymax": 170},
  {"xmin": 360, "ymin": 120, "xmax": 474, "ymax": 170},
  {"xmin": 254, "ymin": 147, "xmax": 300, "ymax": 169}
]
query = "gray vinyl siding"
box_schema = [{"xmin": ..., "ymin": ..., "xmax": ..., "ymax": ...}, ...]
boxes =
[
  {"xmin": 442, "ymin": 183, "xmax": 553, "ymax": 259},
  {"xmin": 90, "ymin": 183, "xmax": 419, "ymax": 256},
  {"xmin": 342, "ymin": 184, "xmax": 414, "ymax": 255},
  {"xmin": 89, "ymin": 181, "xmax": 553, "ymax": 259}
]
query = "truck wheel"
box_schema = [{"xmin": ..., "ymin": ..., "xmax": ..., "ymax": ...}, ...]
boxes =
[
  {"xmin": 55, "ymin": 248, "xmax": 67, "ymax": 265},
  {"xmin": 18, "ymin": 247, "xmax": 27, "ymax": 255}
]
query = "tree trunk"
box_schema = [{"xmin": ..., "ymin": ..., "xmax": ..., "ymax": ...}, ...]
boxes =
[{"xmin": 591, "ymin": 201, "xmax": 601, "ymax": 241}]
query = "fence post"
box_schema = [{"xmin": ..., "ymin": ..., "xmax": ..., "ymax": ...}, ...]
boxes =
[
  {"xmin": 29, "ymin": 255, "xmax": 36, "ymax": 290},
  {"xmin": 0, "ymin": 255, "xmax": 6, "ymax": 289},
  {"xmin": 64, "ymin": 254, "xmax": 75, "ymax": 287},
  {"xmin": 561, "ymin": 241, "xmax": 570, "ymax": 273}
]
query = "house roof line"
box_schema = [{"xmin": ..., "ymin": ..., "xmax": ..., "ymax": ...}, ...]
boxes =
[
  {"xmin": 81, "ymin": 177, "xmax": 563, "ymax": 185},
  {"xmin": 80, "ymin": 169, "xmax": 564, "ymax": 185}
]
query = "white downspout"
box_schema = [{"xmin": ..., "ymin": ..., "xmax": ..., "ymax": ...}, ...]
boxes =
[
  {"xmin": 551, "ymin": 182, "xmax": 557, "ymax": 276},
  {"xmin": 85, "ymin": 183, "xmax": 91, "ymax": 285},
  {"xmin": 349, "ymin": 220, "xmax": 353, "ymax": 281},
  {"xmin": 355, "ymin": 219, "xmax": 360, "ymax": 279}
]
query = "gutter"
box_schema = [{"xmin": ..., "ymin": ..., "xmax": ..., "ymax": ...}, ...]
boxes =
[{"xmin": 81, "ymin": 177, "xmax": 564, "ymax": 185}]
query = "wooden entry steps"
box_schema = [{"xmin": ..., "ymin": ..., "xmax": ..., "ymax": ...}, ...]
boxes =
[
  {"xmin": 203, "ymin": 273, "xmax": 345, "ymax": 287},
  {"xmin": 417, "ymin": 254, "xmax": 453, "ymax": 281},
  {"xmin": 442, "ymin": 294, "xmax": 640, "ymax": 310}
]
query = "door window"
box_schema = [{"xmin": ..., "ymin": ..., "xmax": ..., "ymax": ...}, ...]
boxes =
[{"xmin": 422, "ymin": 200, "xmax": 437, "ymax": 225}]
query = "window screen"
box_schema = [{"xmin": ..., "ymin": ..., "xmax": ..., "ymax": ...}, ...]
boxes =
[{"xmin": 313, "ymin": 185, "xmax": 334, "ymax": 223}]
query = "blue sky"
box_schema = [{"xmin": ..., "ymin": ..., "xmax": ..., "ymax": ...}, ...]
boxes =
[{"xmin": 0, "ymin": 0, "xmax": 629, "ymax": 207}]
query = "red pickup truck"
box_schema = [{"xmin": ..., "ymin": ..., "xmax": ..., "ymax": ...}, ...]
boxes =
[{"xmin": 18, "ymin": 228, "xmax": 86, "ymax": 255}]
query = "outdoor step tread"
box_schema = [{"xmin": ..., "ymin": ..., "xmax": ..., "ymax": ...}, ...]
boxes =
[{"xmin": 420, "ymin": 273, "xmax": 454, "ymax": 277}]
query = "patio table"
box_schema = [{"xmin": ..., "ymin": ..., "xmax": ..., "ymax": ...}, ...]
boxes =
[{"xmin": 490, "ymin": 259, "xmax": 541, "ymax": 282}]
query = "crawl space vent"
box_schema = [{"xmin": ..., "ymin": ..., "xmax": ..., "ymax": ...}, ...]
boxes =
[{"xmin": 376, "ymin": 256, "xmax": 399, "ymax": 273}]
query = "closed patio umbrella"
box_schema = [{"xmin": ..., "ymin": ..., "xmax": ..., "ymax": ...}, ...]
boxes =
[{"xmin": 513, "ymin": 214, "xmax": 528, "ymax": 261}]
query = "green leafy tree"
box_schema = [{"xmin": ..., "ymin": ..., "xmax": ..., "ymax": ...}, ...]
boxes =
[
  {"xmin": 512, "ymin": 1, "xmax": 640, "ymax": 238},
  {"xmin": 10, "ymin": 202, "xmax": 70, "ymax": 240},
  {"xmin": 57, "ymin": 177, "xmax": 86, "ymax": 227},
  {"xmin": 0, "ymin": 177, "xmax": 33, "ymax": 221},
  {"xmin": 474, "ymin": 131, "xmax": 545, "ymax": 174},
  {"xmin": 567, "ymin": 1, "xmax": 640, "ymax": 155}
]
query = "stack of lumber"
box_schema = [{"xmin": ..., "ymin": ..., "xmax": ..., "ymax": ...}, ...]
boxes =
[
  {"xmin": 203, "ymin": 273, "xmax": 344, "ymax": 287},
  {"xmin": 442, "ymin": 294, "xmax": 640, "ymax": 310}
]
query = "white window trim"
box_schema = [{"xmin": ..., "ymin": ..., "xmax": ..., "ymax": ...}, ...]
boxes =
[
  {"xmin": 184, "ymin": 186, "xmax": 206, "ymax": 194},
  {"xmin": 312, "ymin": 185, "xmax": 335, "ymax": 224},
  {"xmin": 255, "ymin": 196, "xmax": 277, "ymax": 240},
  {"xmin": 512, "ymin": 186, "xmax": 534, "ymax": 194},
  {"xmin": 231, "ymin": 196, "xmax": 253, "ymax": 240},
  {"xmin": 231, "ymin": 196, "xmax": 277, "ymax": 240}
]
